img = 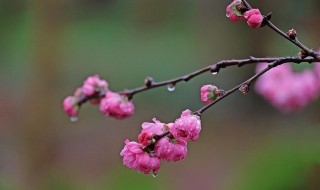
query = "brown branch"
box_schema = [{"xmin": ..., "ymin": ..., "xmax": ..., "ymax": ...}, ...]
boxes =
[
  {"xmin": 76, "ymin": 56, "xmax": 320, "ymax": 107},
  {"xmin": 242, "ymin": 0, "xmax": 319, "ymax": 58},
  {"xmin": 195, "ymin": 57, "xmax": 301, "ymax": 115}
]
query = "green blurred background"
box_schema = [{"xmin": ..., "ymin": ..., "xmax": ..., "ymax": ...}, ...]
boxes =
[{"xmin": 1, "ymin": 0, "xmax": 320, "ymax": 189}]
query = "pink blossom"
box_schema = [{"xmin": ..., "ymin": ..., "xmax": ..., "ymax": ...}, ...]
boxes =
[
  {"xmin": 73, "ymin": 87, "xmax": 82, "ymax": 97},
  {"xmin": 200, "ymin": 84, "xmax": 220, "ymax": 104},
  {"xmin": 82, "ymin": 75, "xmax": 108, "ymax": 96},
  {"xmin": 99, "ymin": 91, "xmax": 135, "ymax": 119},
  {"xmin": 155, "ymin": 137, "xmax": 187, "ymax": 162},
  {"xmin": 226, "ymin": 0, "xmax": 245, "ymax": 22},
  {"xmin": 244, "ymin": 9, "xmax": 264, "ymax": 28},
  {"xmin": 141, "ymin": 118, "xmax": 165, "ymax": 136},
  {"xmin": 138, "ymin": 131, "xmax": 153, "ymax": 147},
  {"xmin": 63, "ymin": 96, "xmax": 79, "ymax": 117},
  {"xmin": 120, "ymin": 140, "xmax": 160, "ymax": 175},
  {"xmin": 170, "ymin": 109, "xmax": 201, "ymax": 141},
  {"xmin": 255, "ymin": 63, "xmax": 320, "ymax": 112}
]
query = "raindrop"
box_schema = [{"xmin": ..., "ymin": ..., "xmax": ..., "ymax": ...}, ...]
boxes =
[
  {"xmin": 211, "ymin": 71, "xmax": 218, "ymax": 75},
  {"xmin": 226, "ymin": 13, "xmax": 230, "ymax": 18},
  {"xmin": 152, "ymin": 173, "xmax": 158, "ymax": 178},
  {"xmin": 70, "ymin": 117, "xmax": 78, "ymax": 123},
  {"xmin": 167, "ymin": 84, "xmax": 176, "ymax": 92}
]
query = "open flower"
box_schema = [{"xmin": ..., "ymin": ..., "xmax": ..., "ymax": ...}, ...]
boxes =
[
  {"xmin": 82, "ymin": 75, "xmax": 108, "ymax": 96},
  {"xmin": 99, "ymin": 91, "xmax": 135, "ymax": 119},
  {"xmin": 120, "ymin": 140, "xmax": 160, "ymax": 175},
  {"xmin": 155, "ymin": 137, "xmax": 187, "ymax": 162},
  {"xmin": 170, "ymin": 109, "xmax": 201, "ymax": 141},
  {"xmin": 141, "ymin": 118, "xmax": 166, "ymax": 135}
]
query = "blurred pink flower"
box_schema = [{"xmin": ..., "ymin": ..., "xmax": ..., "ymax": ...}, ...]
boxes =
[
  {"xmin": 170, "ymin": 109, "xmax": 201, "ymax": 141},
  {"xmin": 244, "ymin": 9, "xmax": 264, "ymax": 28},
  {"xmin": 99, "ymin": 91, "xmax": 134, "ymax": 119},
  {"xmin": 155, "ymin": 137, "xmax": 187, "ymax": 162},
  {"xmin": 63, "ymin": 96, "xmax": 79, "ymax": 117},
  {"xmin": 82, "ymin": 75, "xmax": 108, "ymax": 96},
  {"xmin": 255, "ymin": 63, "xmax": 320, "ymax": 112},
  {"xmin": 120, "ymin": 140, "xmax": 160, "ymax": 175}
]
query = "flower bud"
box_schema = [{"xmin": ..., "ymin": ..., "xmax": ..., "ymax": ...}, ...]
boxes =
[
  {"xmin": 200, "ymin": 84, "xmax": 220, "ymax": 104},
  {"xmin": 226, "ymin": 0, "xmax": 246, "ymax": 22},
  {"xmin": 244, "ymin": 9, "xmax": 264, "ymax": 28},
  {"xmin": 239, "ymin": 84, "xmax": 250, "ymax": 94},
  {"xmin": 63, "ymin": 96, "xmax": 79, "ymax": 117},
  {"xmin": 287, "ymin": 29, "xmax": 297, "ymax": 40},
  {"xmin": 144, "ymin": 77, "xmax": 154, "ymax": 87}
]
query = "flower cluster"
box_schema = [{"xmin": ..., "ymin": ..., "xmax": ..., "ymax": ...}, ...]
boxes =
[
  {"xmin": 226, "ymin": 0, "xmax": 264, "ymax": 28},
  {"xmin": 255, "ymin": 63, "xmax": 320, "ymax": 112},
  {"xmin": 61, "ymin": 0, "xmax": 320, "ymax": 177},
  {"xmin": 63, "ymin": 75, "xmax": 135, "ymax": 120},
  {"xmin": 120, "ymin": 110, "xmax": 201, "ymax": 175}
]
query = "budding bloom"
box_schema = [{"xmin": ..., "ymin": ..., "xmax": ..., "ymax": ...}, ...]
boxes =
[
  {"xmin": 226, "ymin": 0, "xmax": 245, "ymax": 22},
  {"xmin": 155, "ymin": 137, "xmax": 187, "ymax": 162},
  {"xmin": 287, "ymin": 29, "xmax": 297, "ymax": 40},
  {"xmin": 82, "ymin": 75, "xmax": 108, "ymax": 96},
  {"xmin": 63, "ymin": 96, "xmax": 79, "ymax": 117},
  {"xmin": 120, "ymin": 140, "xmax": 160, "ymax": 175},
  {"xmin": 99, "ymin": 91, "xmax": 135, "ymax": 119},
  {"xmin": 170, "ymin": 109, "xmax": 201, "ymax": 142},
  {"xmin": 200, "ymin": 84, "xmax": 220, "ymax": 104},
  {"xmin": 244, "ymin": 9, "xmax": 264, "ymax": 28},
  {"xmin": 138, "ymin": 131, "xmax": 153, "ymax": 147},
  {"xmin": 141, "ymin": 118, "xmax": 166, "ymax": 136}
]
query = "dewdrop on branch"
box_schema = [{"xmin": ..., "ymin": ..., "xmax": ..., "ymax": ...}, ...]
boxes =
[{"xmin": 167, "ymin": 84, "xmax": 176, "ymax": 92}]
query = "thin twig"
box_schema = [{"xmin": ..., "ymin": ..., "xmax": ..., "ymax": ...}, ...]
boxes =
[
  {"xmin": 76, "ymin": 56, "xmax": 319, "ymax": 106},
  {"xmin": 144, "ymin": 56, "xmax": 319, "ymax": 142},
  {"xmin": 242, "ymin": 0, "xmax": 319, "ymax": 58},
  {"xmin": 195, "ymin": 58, "xmax": 287, "ymax": 115}
]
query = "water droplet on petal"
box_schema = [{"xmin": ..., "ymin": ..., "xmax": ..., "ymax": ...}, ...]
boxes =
[
  {"xmin": 167, "ymin": 84, "xmax": 175, "ymax": 92},
  {"xmin": 226, "ymin": 13, "xmax": 230, "ymax": 18},
  {"xmin": 70, "ymin": 116, "xmax": 78, "ymax": 122},
  {"xmin": 152, "ymin": 173, "xmax": 158, "ymax": 178}
]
